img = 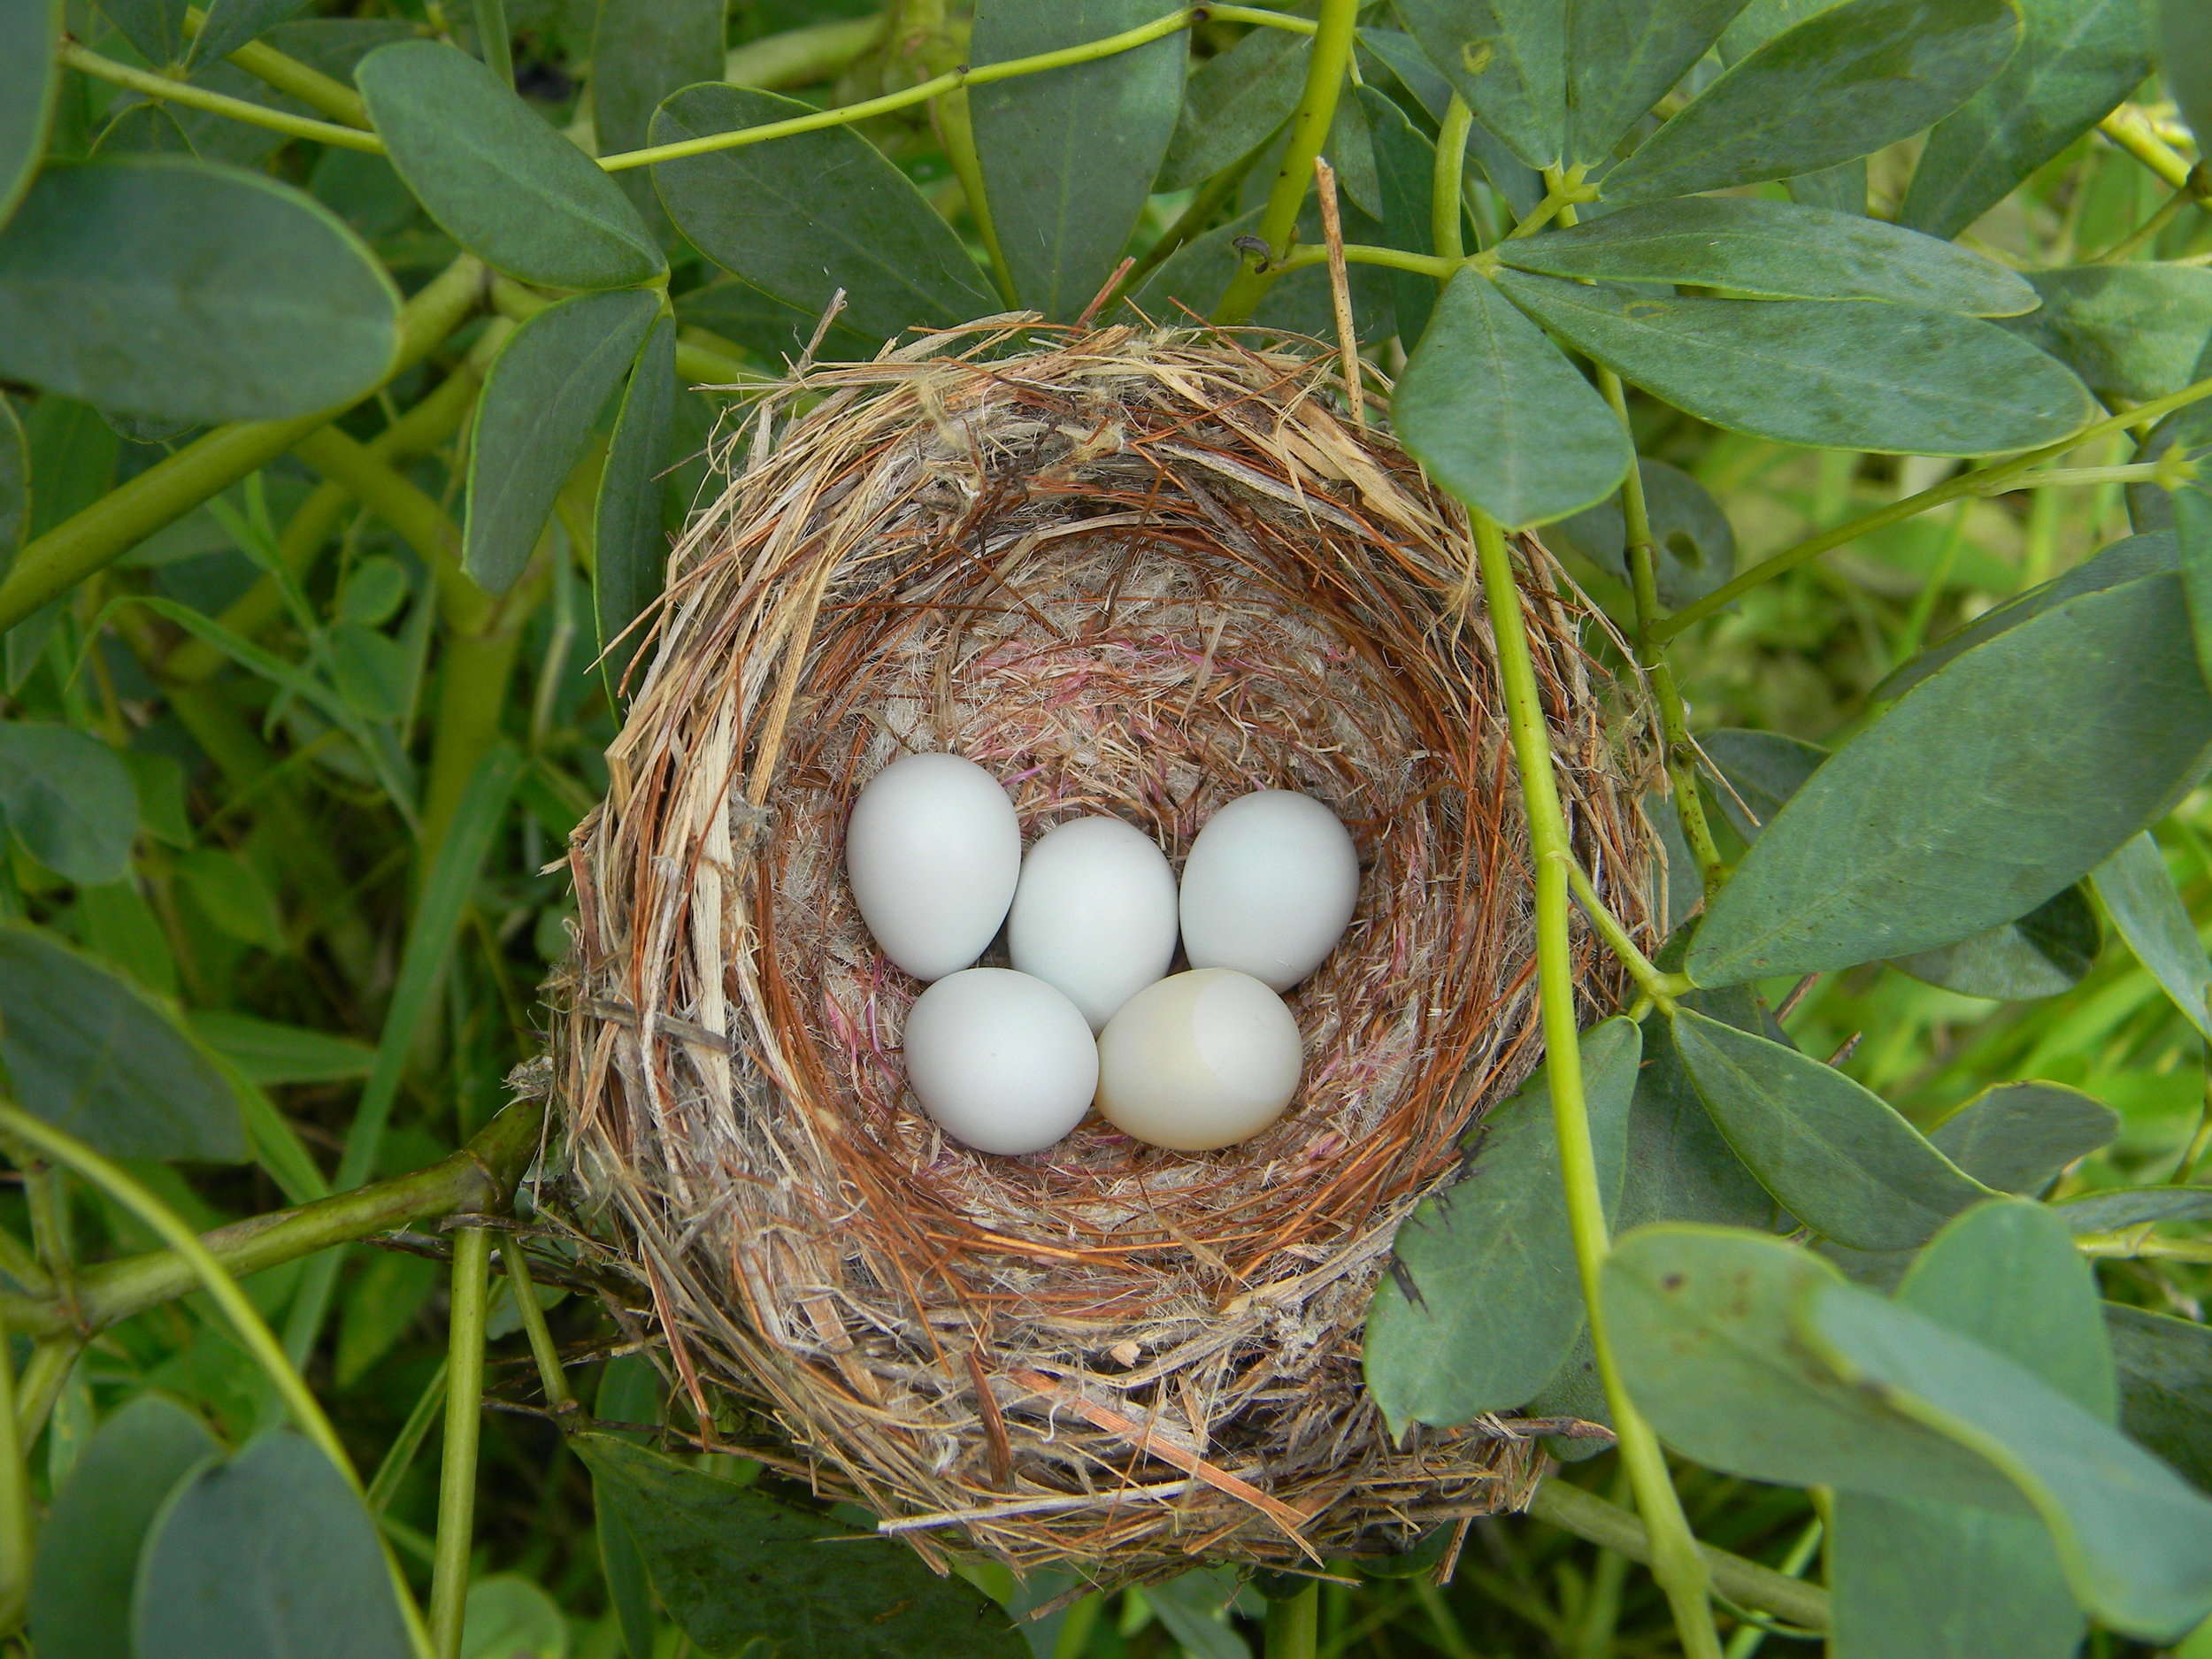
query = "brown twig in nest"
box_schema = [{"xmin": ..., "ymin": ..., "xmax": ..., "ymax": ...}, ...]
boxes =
[{"xmin": 547, "ymin": 317, "xmax": 1660, "ymax": 1586}]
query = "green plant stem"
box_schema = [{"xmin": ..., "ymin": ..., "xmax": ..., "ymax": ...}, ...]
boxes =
[
  {"xmin": 2076, "ymin": 1231, "xmax": 2212, "ymax": 1263},
  {"xmin": 0, "ymin": 1102, "xmax": 355, "ymax": 1480},
  {"xmin": 1209, "ymin": 4, "xmax": 1318, "ymax": 31},
  {"xmin": 1595, "ymin": 364, "xmax": 1727, "ymax": 892},
  {"xmin": 1471, "ymin": 512, "xmax": 1724, "ymax": 1659},
  {"xmin": 180, "ymin": 6, "xmax": 373, "ymax": 126},
  {"xmin": 500, "ymin": 1238, "xmax": 572, "ymax": 1408},
  {"xmin": 1215, "ymin": 0, "xmax": 1359, "ymax": 322},
  {"xmin": 1528, "ymin": 1481, "xmax": 1831, "ymax": 1632},
  {"xmin": 1969, "ymin": 460, "xmax": 2185, "ymax": 492},
  {"xmin": 1722, "ymin": 1517, "xmax": 1824, "ymax": 1659},
  {"xmin": 1561, "ymin": 854, "xmax": 1687, "ymax": 1004},
  {"xmin": 472, "ymin": 0, "xmax": 512, "ymax": 87},
  {"xmin": 0, "ymin": 1229, "xmax": 47, "ymax": 1302},
  {"xmin": 1273, "ymin": 241, "xmax": 1459, "ymax": 278},
  {"xmin": 292, "ymin": 426, "xmax": 488, "ymax": 634},
  {"xmin": 0, "ymin": 255, "xmax": 484, "ymax": 634},
  {"xmin": 0, "ymin": 1312, "xmax": 29, "ymax": 1638},
  {"xmin": 932, "ymin": 88, "xmax": 1017, "ymax": 307},
  {"xmin": 13, "ymin": 1340, "xmax": 81, "ymax": 1449},
  {"xmin": 1118, "ymin": 137, "xmax": 1265, "ymax": 304},
  {"xmin": 724, "ymin": 14, "xmax": 887, "ymax": 88},
  {"xmin": 2098, "ymin": 108, "xmax": 2211, "ymax": 202},
  {"xmin": 1433, "ymin": 96, "xmax": 1471, "ymax": 265},
  {"xmin": 1264, "ymin": 1584, "xmax": 1319, "ymax": 1659},
  {"xmin": 370, "ymin": 1359, "xmax": 450, "ymax": 1516},
  {"xmin": 0, "ymin": 1099, "xmax": 544, "ymax": 1342},
  {"xmin": 61, "ymin": 45, "xmax": 385, "ymax": 151},
  {"xmin": 2094, "ymin": 180, "xmax": 2195, "ymax": 262},
  {"xmin": 1655, "ymin": 373, "xmax": 2212, "ymax": 641},
  {"xmin": 429, "ymin": 1225, "xmax": 490, "ymax": 1659}
]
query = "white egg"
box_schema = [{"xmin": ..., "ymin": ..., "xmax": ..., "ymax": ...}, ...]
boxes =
[
  {"xmin": 1094, "ymin": 969, "xmax": 1302, "ymax": 1151},
  {"xmin": 902, "ymin": 969, "xmax": 1099, "ymax": 1155},
  {"xmin": 1008, "ymin": 816, "xmax": 1179, "ymax": 1032},
  {"xmin": 1179, "ymin": 790, "xmax": 1359, "ymax": 991},
  {"xmin": 846, "ymin": 752, "xmax": 1020, "ymax": 981}
]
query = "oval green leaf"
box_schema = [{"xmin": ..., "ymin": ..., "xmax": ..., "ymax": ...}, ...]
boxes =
[
  {"xmin": 1493, "ymin": 270, "xmax": 2096, "ymax": 457},
  {"xmin": 1498, "ymin": 197, "xmax": 2038, "ymax": 316},
  {"xmin": 29, "ymin": 1395, "xmax": 221, "ymax": 1659},
  {"xmin": 1395, "ymin": 266, "xmax": 1632, "ymax": 528},
  {"xmin": 1159, "ymin": 22, "xmax": 1308, "ymax": 190},
  {"xmin": 1926, "ymin": 1082, "xmax": 2119, "ymax": 1196},
  {"xmin": 1887, "ymin": 881, "xmax": 2102, "ymax": 1001},
  {"xmin": 594, "ymin": 315, "xmax": 675, "ymax": 703},
  {"xmin": 1603, "ymin": 0, "xmax": 2021, "ymax": 204},
  {"xmin": 2092, "ymin": 831, "xmax": 2212, "ymax": 1041},
  {"xmin": 356, "ymin": 38, "xmax": 664, "ymax": 290},
  {"xmin": 0, "ymin": 921, "xmax": 246, "ymax": 1160},
  {"xmin": 1363, "ymin": 1018, "xmax": 1640, "ymax": 1432},
  {"xmin": 1, "ymin": 0, "xmax": 61, "ymax": 230},
  {"xmin": 1357, "ymin": 85, "xmax": 1445, "ymax": 349},
  {"xmin": 0, "ymin": 157, "xmax": 402, "ymax": 425},
  {"xmin": 465, "ymin": 288, "xmax": 659, "ymax": 596},
  {"xmin": 1671, "ymin": 1007, "xmax": 1997, "ymax": 1251},
  {"xmin": 588, "ymin": 0, "xmax": 723, "ymax": 242},
  {"xmin": 1690, "ymin": 568, "xmax": 2212, "ymax": 984},
  {"xmin": 649, "ymin": 84, "xmax": 995, "ymax": 343},
  {"xmin": 1699, "ymin": 726, "xmax": 1824, "ymax": 842},
  {"xmin": 1901, "ymin": 0, "xmax": 2154, "ymax": 240},
  {"xmin": 2052, "ymin": 1186, "xmax": 2212, "ymax": 1233},
  {"xmin": 135, "ymin": 1431, "xmax": 413, "ymax": 1659},
  {"xmin": 1393, "ymin": 0, "xmax": 1565, "ymax": 169},
  {"xmin": 2004, "ymin": 264, "xmax": 2212, "ymax": 403},
  {"xmin": 190, "ymin": 0, "xmax": 315, "ymax": 66},
  {"xmin": 2106, "ymin": 1302, "xmax": 2212, "ymax": 1494},
  {"xmin": 0, "ymin": 721, "xmax": 135, "ymax": 884},
  {"xmin": 573, "ymin": 1432, "xmax": 1027, "ymax": 1659},
  {"xmin": 2170, "ymin": 0, "xmax": 2212, "ymax": 147},
  {"xmin": 1602, "ymin": 1225, "xmax": 2031, "ymax": 1509},
  {"xmin": 1568, "ymin": 0, "xmax": 1755, "ymax": 166},
  {"xmin": 1801, "ymin": 1279, "xmax": 2212, "ymax": 1640},
  {"xmin": 1540, "ymin": 457, "xmax": 1737, "ymax": 607},
  {"xmin": 460, "ymin": 1577, "xmax": 571, "ymax": 1659},
  {"xmin": 969, "ymin": 0, "xmax": 1187, "ymax": 320}
]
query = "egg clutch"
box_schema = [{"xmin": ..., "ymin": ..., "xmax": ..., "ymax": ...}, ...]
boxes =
[{"xmin": 844, "ymin": 752, "xmax": 1360, "ymax": 1156}]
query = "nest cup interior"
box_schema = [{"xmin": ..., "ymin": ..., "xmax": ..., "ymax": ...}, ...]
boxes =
[{"xmin": 557, "ymin": 322, "xmax": 1655, "ymax": 1577}]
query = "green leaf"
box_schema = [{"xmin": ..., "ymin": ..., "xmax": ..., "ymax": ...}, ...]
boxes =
[
  {"xmin": 1671, "ymin": 1007, "xmax": 1995, "ymax": 1250},
  {"xmin": 1801, "ymin": 1279, "xmax": 2212, "ymax": 1639},
  {"xmin": 2004, "ymin": 265, "xmax": 2212, "ymax": 403},
  {"xmin": 1831, "ymin": 1199, "xmax": 2108, "ymax": 1659},
  {"xmin": 338, "ymin": 554, "xmax": 411, "ymax": 626},
  {"xmin": 969, "ymin": 0, "xmax": 1187, "ymax": 320},
  {"xmin": 588, "ymin": 0, "xmax": 722, "ymax": 241},
  {"xmin": 1363, "ymin": 1018, "xmax": 1640, "ymax": 1431},
  {"xmin": 121, "ymin": 749, "xmax": 191, "ymax": 849},
  {"xmin": 188, "ymin": 1010, "xmax": 373, "ymax": 1085},
  {"xmin": 2163, "ymin": 0, "xmax": 2212, "ymax": 148},
  {"xmin": 1602, "ymin": 1225, "xmax": 2030, "ymax": 1507},
  {"xmin": 1689, "ymin": 567, "xmax": 2212, "ymax": 984},
  {"xmin": 0, "ymin": 396, "xmax": 21, "ymax": 578},
  {"xmin": 649, "ymin": 85, "xmax": 995, "ymax": 344},
  {"xmin": 1125, "ymin": 204, "xmax": 1395, "ymax": 340},
  {"xmin": 1888, "ymin": 881, "xmax": 2102, "ymax": 1001},
  {"xmin": 1145, "ymin": 1572, "xmax": 1247, "ymax": 1659},
  {"xmin": 1325, "ymin": 78, "xmax": 1383, "ymax": 219},
  {"xmin": 1394, "ymin": 267, "xmax": 1631, "ymax": 528},
  {"xmin": 191, "ymin": 0, "xmax": 314, "ymax": 65},
  {"xmin": 572, "ymin": 1433, "xmax": 1028, "ymax": 1659},
  {"xmin": 0, "ymin": 721, "xmax": 134, "ymax": 884},
  {"xmin": 1618, "ymin": 1007, "xmax": 1782, "ymax": 1233},
  {"xmin": 135, "ymin": 1431, "xmax": 413, "ymax": 1659},
  {"xmin": 1540, "ymin": 457, "xmax": 1736, "ymax": 607},
  {"xmin": 327, "ymin": 618, "xmax": 414, "ymax": 721},
  {"xmin": 96, "ymin": 0, "xmax": 188, "ymax": 66},
  {"xmin": 1568, "ymin": 0, "xmax": 1754, "ymax": 165},
  {"xmin": 1394, "ymin": 0, "xmax": 1565, "ymax": 169},
  {"xmin": 461, "ymin": 1577, "xmax": 571, "ymax": 1659},
  {"xmin": 595, "ymin": 1359, "xmax": 661, "ymax": 1659},
  {"xmin": 675, "ymin": 277, "xmax": 874, "ymax": 363},
  {"xmin": 1358, "ymin": 27, "xmax": 1545, "ymax": 216},
  {"xmin": 1698, "ymin": 727, "xmax": 1824, "ymax": 842},
  {"xmin": 465, "ymin": 288, "xmax": 658, "ymax": 595},
  {"xmin": 1159, "ymin": 23, "xmax": 1308, "ymax": 190},
  {"xmin": 0, "ymin": 0, "xmax": 61, "ymax": 230},
  {"xmin": 1357, "ymin": 86, "xmax": 1444, "ymax": 348},
  {"xmin": 593, "ymin": 317, "xmax": 674, "ymax": 705},
  {"xmin": 2051, "ymin": 1186, "xmax": 2212, "ymax": 1232},
  {"xmin": 1497, "ymin": 197, "xmax": 2038, "ymax": 316},
  {"xmin": 0, "ymin": 922, "xmax": 246, "ymax": 1160},
  {"xmin": 2093, "ymin": 831, "xmax": 2212, "ymax": 1040},
  {"xmin": 1788, "ymin": 157, "xmax": 1868, "ymax": 215},
  {"xmin": 1902, "ymin": 0, "xmax": 2154, "ymax": 240},
  {"xmin": 1493, "ymin": 270, "xmax": 2096, "ymax": 457},
  {"xmin": 335, "ymin": 1248, "xmax": 441, "ymax": 1384},
  {"xmin": 1604, "ymin": 0, "xmax": 2020, "ymax": 204},
  {"xmin": 28, "ymin": 1395, "xmax": 221, "ymax": 1659},
  {"xmin": 174, "ymin": 847, "xmax": 287, "ymax": 951},
  {"xmin": 0, "ymin": 157, "xmax": 403, "ymax": 425},
  {"xmin": 356, "ymin": 39, "xmax": 664, "ymax": 290},
  {"xmin": 1928, "ymin": 1082, "xmax": 2119, "ymax": 1195},
  {"xmin": 2107, "ymin": 1302, "xmax": 2212, "ymax": 1494}
]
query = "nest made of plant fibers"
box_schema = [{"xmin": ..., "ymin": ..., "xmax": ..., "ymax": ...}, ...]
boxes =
[{"xmin": 547, "ymin": 316, "xmax": 1663, "ymax": 1587}]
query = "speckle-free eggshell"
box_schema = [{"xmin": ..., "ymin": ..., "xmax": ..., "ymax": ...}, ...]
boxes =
[
  {"xmin": 845, "ymin": 752, "xmax": 1020, "ymax": 981},
  {"xmin": 1179, "ymin": 790, "xmax": 1358, "ymax": 991},
  {"xmin": 902, "ymin": 969, "xmax": 1099, "ymax": 1155},
  {"xmin": 1009, "ymin": 815, "xmax": 1179, "ymax": 1031},
  {"xmin": 1094, "ymin": 968, "xmax": 1302, "ymax": 1151}
]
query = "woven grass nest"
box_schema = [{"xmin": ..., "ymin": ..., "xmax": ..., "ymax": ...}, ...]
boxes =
[{"xmin": 550, "ymin": 316, "xmax": 1663, "ymax": 1586}]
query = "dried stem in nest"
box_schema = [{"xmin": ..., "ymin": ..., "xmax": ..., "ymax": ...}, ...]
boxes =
[{"xmin": 549, "ymin": 317, "xmax": 1660, "ymax": 1586}]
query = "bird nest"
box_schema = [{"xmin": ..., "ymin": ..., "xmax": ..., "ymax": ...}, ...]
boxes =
[{"xmin": 549, "ymin": 319, "xmax": 1662, "ymax": 1587}]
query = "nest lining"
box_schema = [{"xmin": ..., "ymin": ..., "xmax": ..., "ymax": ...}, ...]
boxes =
[{"xmin": 551, "ymin": 319, "xmax": 1661, "ymax": 1583}]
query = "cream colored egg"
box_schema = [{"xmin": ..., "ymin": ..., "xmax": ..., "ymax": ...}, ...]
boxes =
[
  {"xmin": 845, "ymin": 751, "xmax": 1020, "ymax": 981},
  {"xmin": 1094, "ymin": 969, "xmax": 1302, "ymax": 1152},
  {"xmin": 1009, "ymin": 815, "xmax": 1179, "ymax": 1031},
  {"xmin": 902, "ymin": 969, "xmax": 1099, "ymax": 1155},
  {"xmin": 1179, "ymin": 789, "xmax": 1359, "ymax": 991}
]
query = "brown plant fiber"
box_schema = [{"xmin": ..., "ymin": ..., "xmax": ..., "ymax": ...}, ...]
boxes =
[{"xmin": 551, "ymin": 318, "xmax": 1661, "ymax": 1583}]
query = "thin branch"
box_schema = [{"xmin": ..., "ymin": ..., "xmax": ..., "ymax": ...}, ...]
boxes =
[{"xmin": 62, "ymin": 45, "xmax": 385, "ymax": 152}]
